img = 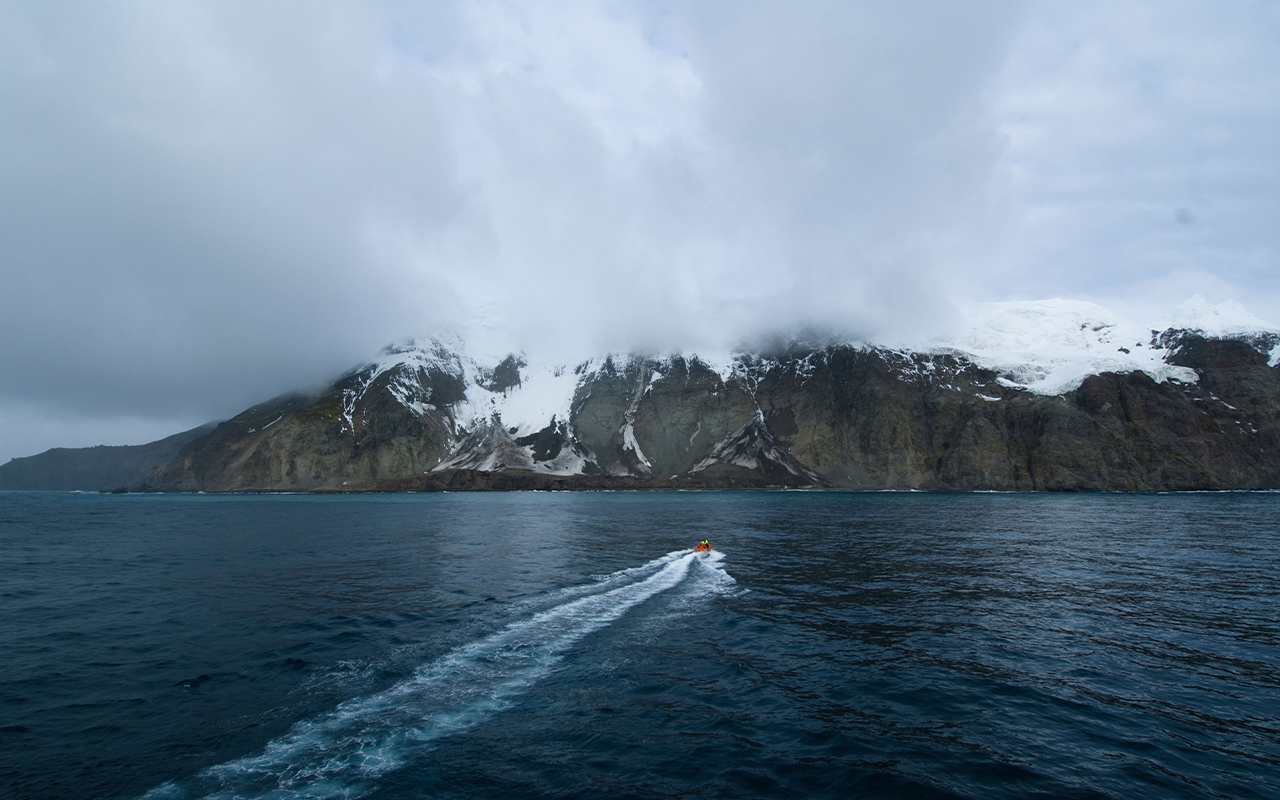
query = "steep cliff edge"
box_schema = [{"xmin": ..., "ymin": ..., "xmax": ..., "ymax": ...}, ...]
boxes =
[
  {"xmin": 13, "ymin": 298, "xmax": 1279, "ymax": 493},
  {"xmin": 137, "ymin": 332, "xmax": 1280, "ymax": 492},
  {"xmin": 742, "ymin": 337, "xmax": 1280, "ymax": 489}
]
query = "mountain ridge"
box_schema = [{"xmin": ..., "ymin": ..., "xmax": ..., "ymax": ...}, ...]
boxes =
[
  {"xmin": 0, "ymin": 423, "xmax": 217, "ymax": 491},
  {"xmin": 139, "ymin": 324, "xmax": 1280, "ymax": 492},
  {"xmin": 6, "ymin": 298, "xmax": 1280, "ymax": 492}
]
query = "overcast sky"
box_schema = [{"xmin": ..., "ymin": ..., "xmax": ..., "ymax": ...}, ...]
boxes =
[{"xmin": 2, "ymin": 0, "xmax": 1278, "ymax": 462}]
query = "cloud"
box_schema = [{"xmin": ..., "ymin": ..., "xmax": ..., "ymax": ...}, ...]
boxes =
[
  {"xmin": 371, "ymin": 0, "xmax": 1024, "ymax": 354},
  {"xmin": 0, "ymin": 0, "xmax": 1277, "ymax": 461},
  {"xmin": 990, "ymin": 0, "xmax": 1280, "ymax": 317},
  {"xmin": 0, "ymin": 2, "xmax": 461, "ymax": 417}
]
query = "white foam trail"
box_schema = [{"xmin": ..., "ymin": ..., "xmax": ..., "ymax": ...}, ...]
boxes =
[
  {"xmin": 508, "ymin": 548, "xmax": 693, "ymax": 613},
  {"xmin": 142, "ymin": 550, "xmax": 728, "ymax": 800}
]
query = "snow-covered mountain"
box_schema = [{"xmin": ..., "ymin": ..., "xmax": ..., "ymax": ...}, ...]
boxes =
[
  {"xmin": 117, "ymin": 297, "xmax": 1280, "ymax": 491},
  {"xmin": 941, "ymin": 296, "xmax": 1279, "ymax": 395},
  {"xmin": 323, "ymin": 296, "xmax": 1280, "ymax": 469}
]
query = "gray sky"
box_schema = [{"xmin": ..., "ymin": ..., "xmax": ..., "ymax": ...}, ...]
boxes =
[{"xmin": 2, "ymin": 0, "xmax": 1278, "ymax": 462}]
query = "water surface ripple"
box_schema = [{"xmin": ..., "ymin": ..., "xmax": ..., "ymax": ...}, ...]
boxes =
[{"xmin": 0, "ymin": 491, "xmax": 1277, "ymax": 799}]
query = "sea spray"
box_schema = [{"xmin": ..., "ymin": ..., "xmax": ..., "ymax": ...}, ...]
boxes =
[{"xmin": 142, "ymin": 549, "xmax": 732, "ymax": 800}]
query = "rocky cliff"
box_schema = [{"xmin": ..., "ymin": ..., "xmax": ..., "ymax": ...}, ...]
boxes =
[
  {"xmin": 11, "ymin": 298, "xmax": 1277, "ymax": 493},
  {"xmin": 136, "ymin": 328, "xmax": 1280, "ymax": 492}
]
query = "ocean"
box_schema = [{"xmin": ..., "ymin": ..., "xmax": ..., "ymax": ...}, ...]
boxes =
[{"xmin": 1, "ymin": 490, "xmax": 1277, "ymax": 799}]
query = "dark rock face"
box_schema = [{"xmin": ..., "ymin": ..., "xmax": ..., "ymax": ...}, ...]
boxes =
[
  {"xmin": 690, "ymin": 412, "xmax": 824, "ymax": 487},
  {"xmin": 736, "ymin": 338, "xmax": 1280, "ymax": 490},
  {"xmin": 34, "ymin": 334, "xmax": 1277, "ymax": 493},
  {"xmin": 571, "ymin": 355, "xmax": 759, "ymax": 478},
  {"xmin": 145, "ymin": 359, "xmax": 462, "ymax": 491},
  {"xmin": 0, "ymin": 423, "xmax": 215, "ymax": 491}
]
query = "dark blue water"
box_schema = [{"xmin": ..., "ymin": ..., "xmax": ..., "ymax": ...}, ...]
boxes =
[{"xmin": 1, "ymin": 492, "xmax": 1278, "ymax": 799}]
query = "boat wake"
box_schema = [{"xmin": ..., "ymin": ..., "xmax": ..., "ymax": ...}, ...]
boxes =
[{"xmin": 141, "ymin": 549, "xmax": 732, "ymax": 800}]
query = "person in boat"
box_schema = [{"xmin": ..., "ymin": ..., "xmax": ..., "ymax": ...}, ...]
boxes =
[{"xmin": 694, "ymin": 540, "xmax": 711, "ymax": 552}]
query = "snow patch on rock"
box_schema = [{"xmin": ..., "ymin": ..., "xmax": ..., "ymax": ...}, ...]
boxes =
[
  {"xmin": 451, "ymin": 359, "xmax": 579, "ymax": 438},
  {"xmin": 692, "ymin": 411, "xmax": 822, "ymax": 484},
  {"xmin": 621, "ymin": 420, "xmax": 650, "ymax": 470}
]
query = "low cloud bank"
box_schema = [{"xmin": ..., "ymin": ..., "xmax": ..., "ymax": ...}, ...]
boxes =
[{"xmin": 1, "ymin": 1, "xmax": 1278, "ymax": 461}]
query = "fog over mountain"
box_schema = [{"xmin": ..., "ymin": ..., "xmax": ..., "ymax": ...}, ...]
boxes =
[{"xmin": 2, "ymin": 1, "xmax": 1279, "ymax": 464}]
